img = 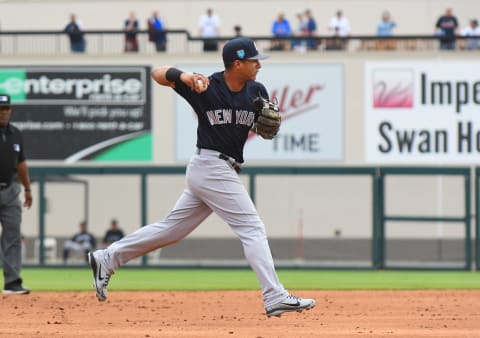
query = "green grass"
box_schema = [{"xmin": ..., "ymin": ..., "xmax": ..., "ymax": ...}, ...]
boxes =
[{"xmin": 21, "ymin": 268, "xmax": 480, "ymax": 292}]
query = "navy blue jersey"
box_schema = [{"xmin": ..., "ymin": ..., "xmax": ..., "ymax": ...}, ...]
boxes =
[{"xmin": 173, "ymin": 71, "xmax": 269, "ymax": 163}]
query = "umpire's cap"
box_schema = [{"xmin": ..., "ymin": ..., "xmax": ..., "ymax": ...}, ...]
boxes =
[
  {"xmin": 222, "ymin": 37, "xmax": 269, "ymax": 64},
  {"xmin": 0, "ymin": 94, "xmax": 11, "ymax": 107}
]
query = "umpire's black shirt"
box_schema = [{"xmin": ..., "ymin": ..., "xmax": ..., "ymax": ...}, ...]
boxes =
[{"xmin": 0, "ymin": 123, "xmax": 25, "ymax": 185}]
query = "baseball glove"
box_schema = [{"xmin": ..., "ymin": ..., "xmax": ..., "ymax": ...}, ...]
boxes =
[{"xmin": 252, "ymin": 96, "xmax": 281, "ymax": 139}]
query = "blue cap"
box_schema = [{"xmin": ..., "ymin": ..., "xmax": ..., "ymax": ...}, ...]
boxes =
[
  {"xmin": 222, "ymin": 37, "xmax": 269, "ymax": 64},
  {"xmin": 0, "ymin": 94, "xmax": 11, "ymax": 107}
]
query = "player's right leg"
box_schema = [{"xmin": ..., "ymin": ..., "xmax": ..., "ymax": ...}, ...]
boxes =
[{"xmin": 88, "ymin": 189, "xmax": 212, "ymax": 301}]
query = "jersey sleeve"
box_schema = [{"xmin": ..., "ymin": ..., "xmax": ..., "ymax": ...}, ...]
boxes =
[
  {"xmin": 172, "ymin": 75, "xmax": 206, "ymax": 112},
  {"xmin": 172, "ymin": 79, "xmax": 192, "ymax": 98}
]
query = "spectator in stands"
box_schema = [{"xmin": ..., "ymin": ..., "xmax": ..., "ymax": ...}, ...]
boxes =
[
  {"xmin": 124, "ymin": 11, "xmax": 139, "ymax": 53},
  {"xmin": 63, "ymin": 14, "xmax": 86, "ymax": 53},
  {"xmin": 62, "ymin": 220, "xmax": 96, "ymax": 264},
  {"xmin": 102, "ymin": 218, "xmax": 125, "ymax": 247},
  {"xmin": 328, "ymin": 10, "xmax": 351, "ymax": 37},
  {"xmin": 327, "ymin": 10, "xmax": 350, "ymax": 51},
  {"xmin": 291, "ymin": 13, "xmax": 307, "ymax": 52},
  {"xmin": 199, "ymin": 8, "xmax": 221, "ymax": 52},
  {"xmin": 375, "ymin": 10, "xmax": 397, "ymax": 50},
  {"xmin": 147, "ymin": 11, "xmax": 167, "ymax": 52},
  {"xmin": 435, "ymin": 7, "xmax": 459, "ymax": 50},
  {"xmin": 325, "ymin": 26, "xmax": 345, "ymax": 50},
  {"xmin": 304, "ymin": 9, "xmax": 318, "ymax": 50},
  {"xmin": 460, "ymin": 18, "xmax": 480, "ymax": 50},
  {"xmin": 376, "ymin": 10, "xmax": 396, "ymax": 36},
  {"xmin": 291, "ymin": 12, "xmax": 307, "ymax": 51},
  {"xmin": 270, "ymin": 12, "xmax": 292, "ymax": 51},
  {"xmin": 233, "ymin": 25, "xmax": 242, "ymax": 37}
]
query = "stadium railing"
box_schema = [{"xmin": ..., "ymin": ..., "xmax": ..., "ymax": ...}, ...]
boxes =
[
  {"xmin": 26, "ymin": 165, "xmax": 473, "ymax": 270},
  {"xmin": 0, "ymin": 29, "xmax": 479, "ymax": 55}
]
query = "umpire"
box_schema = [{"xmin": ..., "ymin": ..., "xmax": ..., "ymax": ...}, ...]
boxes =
[{"xmin": 0, "ymin": 94, "xmax": 32, "ymax": 294}]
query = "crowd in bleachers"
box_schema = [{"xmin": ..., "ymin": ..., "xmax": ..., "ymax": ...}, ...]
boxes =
[
  {"xmin": 3, "ymin": 6, "xmax": 480, "ymax": 54},
  {"xmin": 267, "ymin": 7, "xmax": 479, "ymax": 52},
  {"xmin": 132, "ymin": 6, "xmax": 475, "ymax": 52}
]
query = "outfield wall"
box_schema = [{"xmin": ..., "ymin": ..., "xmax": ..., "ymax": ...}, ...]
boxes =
[{"xmin": 1, "ymin": 47, "xmax": 476, "ymax": 269}]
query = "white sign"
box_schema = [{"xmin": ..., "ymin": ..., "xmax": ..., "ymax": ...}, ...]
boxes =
[
  {"xmin": 365, "ymin": 61, "xmax": 480, "ymax": 163},
  {"xmin": 175, "ymin": 64, "xmax": 344, "ymax": 162}
]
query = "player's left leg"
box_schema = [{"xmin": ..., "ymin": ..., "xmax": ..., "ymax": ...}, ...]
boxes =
[
  {"xmin": 192, "ymin": 156, "xmax": 315, "ymax": 316},
  {"xmin": 0, "ymin": 190, "xmax": 29, "ymax": 294},
  {"xmin": 191, "ymin": 158, "xmax": 289, "ymax": 304}
]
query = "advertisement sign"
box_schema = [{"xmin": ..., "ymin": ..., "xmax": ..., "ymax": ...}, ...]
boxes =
[
  {"xmin": 365, "ymin": 61, "xmax": 480, "ymax": 163},
  {"xmin": 0, "ymin": 66, "xmax": 152, "ymax": 162},
  {"xmin": 175, "ymin": 64, "xmax": 344, "ymax": 162}
]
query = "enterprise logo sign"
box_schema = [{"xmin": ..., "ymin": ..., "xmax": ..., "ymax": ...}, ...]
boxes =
[
  {"xmin": 372, "ymin": 69, "xmax": 414, "ymax": 108},
  {"xmin": 0, "ymin": 67, "xmax": 147, "ymax": 105}
]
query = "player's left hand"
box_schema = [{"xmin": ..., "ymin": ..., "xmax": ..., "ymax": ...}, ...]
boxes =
[
  {"xmin": 23, "ymin": 190, "xmax": 32, "ymax": 209},
  {"xmin": 252, "ymin": 96, "xmax": 281, "ymax": 139}
]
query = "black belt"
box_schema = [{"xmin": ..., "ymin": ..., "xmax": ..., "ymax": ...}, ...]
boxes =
[{"xmin": 196, "ymin": 148, "xmax": 241, "ymax": 174}]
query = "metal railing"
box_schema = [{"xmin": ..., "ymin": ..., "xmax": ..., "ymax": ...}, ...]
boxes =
[
  {"xmin": 27, "ymin": 165, "xmax": 474, "ymax": 270},
  {"xmin": 1, "ymin": 30, "xmax": 479, "ymax": 56},
  {"xmin": 377, "ymin": 167, "xmax": 472, "ymax": 270}
]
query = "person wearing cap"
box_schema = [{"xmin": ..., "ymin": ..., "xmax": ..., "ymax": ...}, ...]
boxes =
[
  {"xmin": 62, "ymin": 220, "xmax": 96, "ymax": 264},
  {"xmin": 87, "ymin": 37, "xmax": 316, "ymax": 318},
  {"xmin": 0, "ymin": 94, "xmax": 32, "ymax": 294},
  {"xmin": 101, "ymin": 218, "xmax": 124, "ymax": 247},
  {"xmin": 460, "ymin": 18, "xmax": 480, "ymax": 50}
]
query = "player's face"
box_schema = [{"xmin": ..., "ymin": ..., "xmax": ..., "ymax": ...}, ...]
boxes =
[{"xmin": 239, "ymin": 59, "xmax": 261, "ymax": 81}]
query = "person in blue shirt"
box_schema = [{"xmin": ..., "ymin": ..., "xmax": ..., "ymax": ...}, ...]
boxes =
[
  {"xmin": 271, "ymin": 12, "xmax": 292, "ymax": 50},
  {"xmin": 88, "ymin": 37, "xmax": 316, "ymax": 318},
  {"xmin": 147, "ymin": 10, "xmax": 167, "ymax": 52},
  {"xmin": 304, "ymin": 9, "xmax": 318, "ymax": 50},
  {"xmin": 377, "ymin": 11, "xmax": 396, "ymax": 36},
  {"xmin": 374, "ymin": 10, "xmax": 398, "ymax": 50}
]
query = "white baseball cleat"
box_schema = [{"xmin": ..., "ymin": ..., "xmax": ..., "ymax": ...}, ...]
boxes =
[
  {"xmin": 88, "ymin": 251, "xmax": 113, "ymax": 302},
  {"xmin": 265, "ymin": 294, "xmax": 316, "ymax": 317}
]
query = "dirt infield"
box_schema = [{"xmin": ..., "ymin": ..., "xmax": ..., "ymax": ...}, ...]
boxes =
[{"xmin": 1, "ymin": 290, "xmax": 480, "ymax": 337}]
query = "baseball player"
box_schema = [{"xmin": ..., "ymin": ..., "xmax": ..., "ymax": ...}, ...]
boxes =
[{"xmin": 88, "ymin": 37, "xmax": 315, "ymax": 317}]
